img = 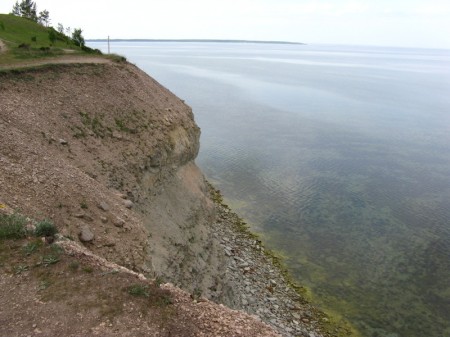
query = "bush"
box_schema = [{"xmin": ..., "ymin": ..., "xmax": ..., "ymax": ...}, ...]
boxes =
[
  {"xmin": 0, "ymin": 213, "xmax": 27, "ymax": 239},
  {"xmin": 18, "ymin": 43, "xmax": 30, "ymax": 49},
  {"xmin": 35, "ymin": 219, "xmax": 57, "ymax": 237},
  {"xmin": 128, "ymin": 284, "xmax": 149, "ymax": 297},
  {"xmin": 81, "ymin": 45, "xmax": 102, "ymax": 54}
]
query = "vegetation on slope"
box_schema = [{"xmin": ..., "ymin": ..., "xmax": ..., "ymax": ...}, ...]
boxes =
[{"xmin": 0, "ymin": 13, "xmax": 100, "ymax": 65}]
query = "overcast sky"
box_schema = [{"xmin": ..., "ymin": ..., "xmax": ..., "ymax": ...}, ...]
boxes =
[{"xmin": 1, "ymin": 0, "xmax": 449, "ymax": 48}]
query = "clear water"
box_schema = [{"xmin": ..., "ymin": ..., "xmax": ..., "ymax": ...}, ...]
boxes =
[{"xmin": 89, "ymin": 41, "xmax": 450, "ymax": 337}]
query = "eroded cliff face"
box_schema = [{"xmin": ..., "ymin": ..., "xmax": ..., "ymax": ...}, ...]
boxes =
[{"xmin": 0, "ymin": 62, "xmax": 230, "ymax": 301}]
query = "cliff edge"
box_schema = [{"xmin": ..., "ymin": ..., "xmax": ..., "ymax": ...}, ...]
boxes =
[{"xmin": 0, "ymin": 60, "xmax": 348, "ymax": 337}]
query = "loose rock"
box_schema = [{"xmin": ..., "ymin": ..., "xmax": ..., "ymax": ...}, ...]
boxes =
[
  {"xmin": 114, "ymin": 218, "xmax": 125, "ymax": 228},
  {"xmin": 98, "ymin": 201, "xmax": 110, "ymax": 211},
  {"xmin": 123, "ymin": 200, "xmax": 133, "ymax": 209},
  {"xmin": 79, "ymin": 226, "xmax": 94, "ymax": 242}
]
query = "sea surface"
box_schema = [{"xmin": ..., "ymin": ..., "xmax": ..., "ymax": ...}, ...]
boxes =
[{"xmin": 89, "ymin": 41, "xmax": 450, "ymax": 337}]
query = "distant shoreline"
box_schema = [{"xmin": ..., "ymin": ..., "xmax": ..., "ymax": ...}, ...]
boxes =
[{"xmin": 86, "ymin": 38, "xmax": 305, "ymax": 45}]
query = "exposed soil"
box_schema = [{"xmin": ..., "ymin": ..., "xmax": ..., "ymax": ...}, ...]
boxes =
[{"xmin": 0, "ymin": 233, "xmax": 279, "ymax": 337}]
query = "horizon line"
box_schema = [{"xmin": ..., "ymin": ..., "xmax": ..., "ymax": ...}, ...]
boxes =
[{"xmin": 86, "ymin": 38, "xmax": 305, "ymax": 45}]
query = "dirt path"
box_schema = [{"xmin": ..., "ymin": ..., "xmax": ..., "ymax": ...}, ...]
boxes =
[
  {"xmin": 0, "ymin": 54, "xmax": 112, "ymax": 70},
  {"xmin": 0, "ymin": 39, "xmax": 7, "ymax": 53}
]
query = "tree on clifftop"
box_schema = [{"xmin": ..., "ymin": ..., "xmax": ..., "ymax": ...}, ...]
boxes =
[
  {"xmin": 72, "ymin": 28, "xmax": 85, "ymax": 47},
  {"xmin": 11, "ymin": 0, "xmax": 50, "ymax": 24},
  {"xmin": 38, "ymin": 9, "xmax": 50, "ymax": 27},
  {"xmin": 11, "ymin": 2, "xmax": 21, "ymax": 16}
]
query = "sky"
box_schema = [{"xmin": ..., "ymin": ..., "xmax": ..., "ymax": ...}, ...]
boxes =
[{"xmin": 1, "ymin": 0, "xmax": 450, "ymax": 49}]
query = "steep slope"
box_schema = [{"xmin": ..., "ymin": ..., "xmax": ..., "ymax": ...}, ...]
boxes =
[
  {"xmin": 0, "ymin": 60, "xmax": 229, "ymax": 295},
  {"xmin": 0, "ymin": 60, "xmax": 350, "ymax": 337}
]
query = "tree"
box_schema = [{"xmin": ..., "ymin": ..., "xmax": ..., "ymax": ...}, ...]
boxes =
[
  {"xmin": 48, "ymin": 29, "xmax": 56, "ymax": 45},
  {"xmin": 11, "ymin": 0, "xmax": 41, "ymax": 22},
  {"xmin": 11, "ymin": 1, "xmax": 21, "ymax": 15},
  {"xmin": 72, "ymin": 28, "xmax": 85, "ymax": 47},
  {"xmin": 19, "ymin": 0, "xmax": 37, "ymax": 21},
  {"xmin": 38, "ymin": 9, "xmax": 50, "ymax": 26},
  {"xmin": 57, "ymin": 23, "xmax": 64, "ymax": 34}
]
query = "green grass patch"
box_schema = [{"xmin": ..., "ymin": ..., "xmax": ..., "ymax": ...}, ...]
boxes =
[
  {"xmin": 79, "ymin": 111, "xmax": 109, "ymax": 138},
  {"xmin": 128, "ymin": 284, "xmax": 149, "ymax": 297},
  {"xmin": 115, "ymin": 118, "xmax": 131, "ymax": 133},
  {"xmin": 34, "ymin": 219, "xmax": 58, "ymax": 237},
  {"xmin": 42, "ymin": 254, "xmax": 60, "ymax": 266},
  {"xmin": 0, "ymin": 212, "xmax": 27, "ymax": 239},
  {"xmin": 22, "ymin": 239, "xmax": 42, "ymax": 256},
  {"xmin": 127, "ymin": 283, "xmax": 173, "ymax": 307},
  {"xmin": 0, "ymin": 14, "xmax": 103, "ymax": 66}
]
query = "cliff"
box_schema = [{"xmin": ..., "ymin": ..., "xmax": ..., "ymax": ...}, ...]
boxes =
[
  {"xmin": 0, "ymin": 60, "xmax": 230, "ymax": 294},
  {"xmin": 0, "ymin": 60, "xmax": 344, "ymax": 337}
]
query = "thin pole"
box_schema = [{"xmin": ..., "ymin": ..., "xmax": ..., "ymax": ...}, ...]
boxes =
[{"xmin": 108, "ymin": 35, "xmax": 110, "ymax": 54}]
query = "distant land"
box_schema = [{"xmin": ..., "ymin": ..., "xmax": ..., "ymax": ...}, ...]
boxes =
[{"xmin": 87, "ymin": 39, "xmax": 305, "ymax": 45}]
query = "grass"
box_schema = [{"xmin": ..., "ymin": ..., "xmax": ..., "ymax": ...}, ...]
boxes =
[
  {"xmin": 0, "ymin": 212, "xmax": 27, "ymax": 239},
  {"xmin": 0, "ymin": 215, "xmax": 182, "ymax": 333},
  {"xmin": 79, "ymin": 111, "xmax": 109, "ymax": 138},
  {"xmin": 0, "ymin": 14, "xmax": 103, "ymax": 66},
  {"xmin": 42, "ymin": 254, "xmax": 60, "ymax": 266},
  {"xmin": 35, "ymin": 219, "xmax": 58, "ymax": 237},
  {"xmin": 127, "ymin": 283, "xmax": 173, "ymax": 307},
  {"xmin": 0, "ymin": 14, "xmax": 76, "ymax": 64},
  {"xmin": 128, "ymin": 284, "xmax": 149, "ymax": 297},
  {"xmin": 0, "ymin": 212, "xmax": 59, "ymax": 240},
  {"xmin": 23, "ymin": 240, "xmax": 42, "ymax": 256}
]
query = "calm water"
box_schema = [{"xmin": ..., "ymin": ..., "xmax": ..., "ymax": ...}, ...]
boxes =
[{"xmin": 89, "ymin": 41, "xmax": 450, "ymax": 337}]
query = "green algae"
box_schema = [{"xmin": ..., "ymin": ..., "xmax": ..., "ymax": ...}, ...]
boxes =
[{"xmin": 207, "ymin": 181, "xmax": 360, "ymax": 337}]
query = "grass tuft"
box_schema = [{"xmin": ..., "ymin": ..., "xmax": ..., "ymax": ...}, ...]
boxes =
[
  {"xmin": 128, "ymin": 284, "xmax": 149, "ymax": 297},
  {"xmin": 23, "ymin": 240, "xmax": 42, "ymax": 256},
  {"xmin": 34, "ymin": 219, "xmax": 58, "ymax": 237},
  {"xmin": 0, "ymin": 212, "xmax": 28, "ymax": 239}
]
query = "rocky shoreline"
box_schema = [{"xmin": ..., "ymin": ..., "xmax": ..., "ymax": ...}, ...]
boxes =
[{"xmin": 207, "ymin": 185, "xmax": 348, "ymax": 337}]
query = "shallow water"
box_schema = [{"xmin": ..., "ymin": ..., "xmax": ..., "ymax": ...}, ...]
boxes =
[{"xmin": 89, "ymin": 41, "xmax": 450, "ymax": 337}]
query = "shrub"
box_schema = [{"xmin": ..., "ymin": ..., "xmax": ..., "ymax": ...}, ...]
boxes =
[
  {"xmin": 18, "ymin": 43, "xmax": 30, "ymax": 49},
  {"xmin": 81, "ymin": 45, "xmax": 102, "ymax": 54},
  {"xmin": 128, "ymin": 284, "xmax": 149, "ymax": 297},
  {"xmin": 48, "ymin": 29, "xmax": 56, "ymax": 44},
  {"xmin": 68, "ymin": 261, "xmax": 79, "ymax": 271},
  {"xmin": 0, "ymin": 213, "xmax": 27, "ymax": 239},
  {"xmin": 35, "ymin": 219, "xmax": 58, "ymax": 237}
]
